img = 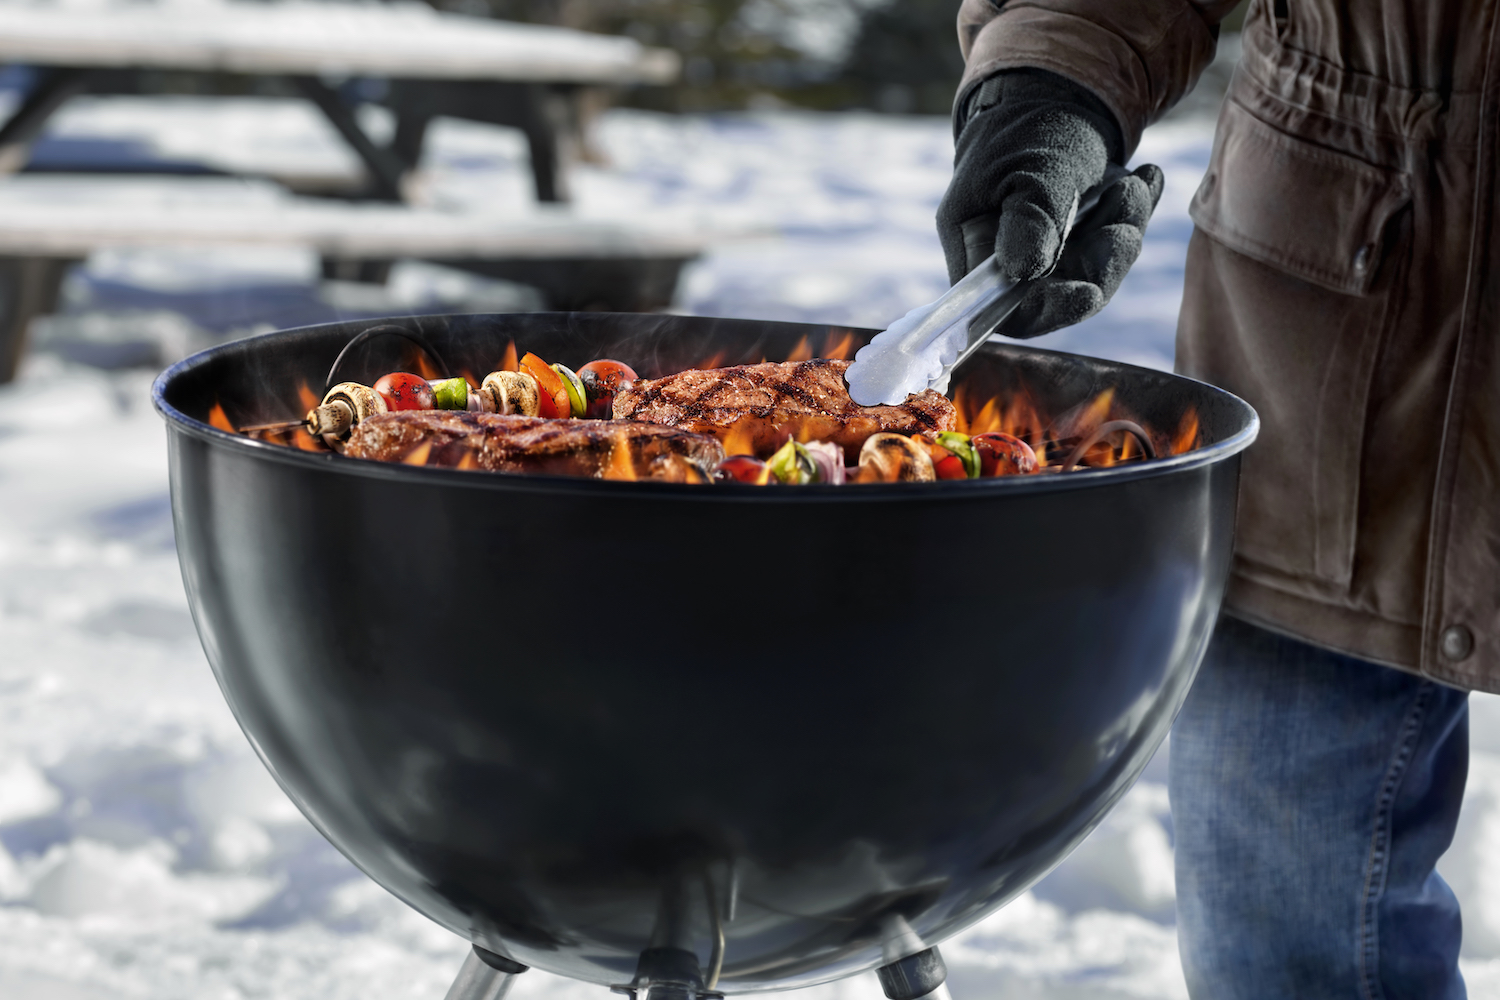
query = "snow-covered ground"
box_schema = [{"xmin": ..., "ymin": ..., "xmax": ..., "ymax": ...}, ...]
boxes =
[{"xmin": 4, "ymin": 102, "xmax": 1500, "ymax": 1000}]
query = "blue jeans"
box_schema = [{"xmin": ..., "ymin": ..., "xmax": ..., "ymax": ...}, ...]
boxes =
[{"xmin": 1170, "ymin": 615, "xmax": 1470, "ymax": 999}]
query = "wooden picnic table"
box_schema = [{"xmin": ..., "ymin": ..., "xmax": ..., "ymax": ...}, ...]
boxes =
[
  {"xmin": 0, "ymin": 0, "xmax": 679, "ymax": 201},
  {"xmin": 0, "ymin": 3, "xmax": 695, "ymax": 383}
]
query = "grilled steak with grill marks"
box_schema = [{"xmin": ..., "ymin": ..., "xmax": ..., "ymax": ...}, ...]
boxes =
[
  {"xmin": 613, "ymin": 358, "xmax": 956, "ymax": 461},
  {"xmin": 346, "ymin": 411, "xmax": 725, "ymax": 481}
]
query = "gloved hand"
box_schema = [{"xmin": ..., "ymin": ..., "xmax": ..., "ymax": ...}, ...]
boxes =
[{"xmin": 936, "ymin": 69, "xmax": 1164, "ymax": 339}]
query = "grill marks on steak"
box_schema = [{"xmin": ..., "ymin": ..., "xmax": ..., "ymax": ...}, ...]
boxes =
[
  {"xmin": 613, "ymin": 358, "xmax": 955, "ymax": 461},
  {"xmin": 346, "ymin": 412, "xmax": 725, "ymax": 481}
]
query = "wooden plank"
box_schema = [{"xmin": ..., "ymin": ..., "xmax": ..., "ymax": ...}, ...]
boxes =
[
  {"xmin": 0, "ymin": 177, "xmax": 713, "ymax": 259},
  {"xmin": 0, "ymin": 1, "xmax": 679, "ymax": 84}
]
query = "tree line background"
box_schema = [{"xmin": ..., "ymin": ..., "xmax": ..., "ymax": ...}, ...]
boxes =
[
  {"xmin": 429, "ymin": 0, "xmax": 1250, "ymax": 116},
  {"xmin": 430, "ymin": 0, "xmax": 971, "ymax": 115}
]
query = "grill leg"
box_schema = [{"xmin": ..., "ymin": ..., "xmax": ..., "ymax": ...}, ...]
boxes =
[
  {"xmin": 443, "ymin": 946, "xmax": 528, "ymax": 1000},
  {"xmin": 876, "ymin": 947, "xmax": 950, "ymax": 1000}
]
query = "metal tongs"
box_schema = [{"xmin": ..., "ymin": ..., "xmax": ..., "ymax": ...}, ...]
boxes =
[{"xmin": 845, "ymin": 166, "xmax": 1130, "ymax": 406}]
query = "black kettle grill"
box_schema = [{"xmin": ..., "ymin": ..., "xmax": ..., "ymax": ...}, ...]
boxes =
[{"xmin": 152, "ymin": 312, "xmax": 1257, "ymax": 1000}]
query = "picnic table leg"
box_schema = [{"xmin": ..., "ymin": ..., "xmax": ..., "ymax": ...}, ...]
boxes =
[
  {"xmin": 0, "ymin": 67, "xmax": 94, "ymax": 174},
  {"xmin": 293, "ymin": 76, "xmax": 409, "ymax": 202},
  {"xmin": 0, "ymin": 256, "xmax": 73, "ymax": 384},
  {"xmin": 517, "ymin": 84, "xmax": 564, "ymax": 203},
  {"xmin": 384, "ymin": 79, "xmax": 568, "ymax": 204}
]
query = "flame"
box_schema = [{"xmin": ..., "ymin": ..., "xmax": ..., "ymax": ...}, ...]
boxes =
[
  {"xmin": 456, "ymin": 450, "xmax": 478, "ymax": 471},
  {"xmin": 1119, "ymin": 433, "xmax": 1136, "ymax": 462},
  {"xmin": 296, "ymin": 381, "xmax": 321, "ymax": 413},
  {"xmin": 1172, "ymin": 409, "xmax": 1201, "ymax": 455},
  {"xmin": 721, "ymin": 421, "xmax": 757, "ymax": 457},
  {"xmin": 696, "ymin": 351, "xmax": 726, "ymax": 371},
  {"xmin": 1075, "ymin": 388, "xmax": 1115, "ymax": 435},
  {"xmin": 601, "ymin": 431, "xmax": 637, "ymax": 481},
  {"xmin": 823, "ymin": 330, "xmax": 855, "ymax": 361},
  {"xmin": 499, "ymin": 341, "xmax": 519, "ymax": 372},
  {"xmin": 951, "ymin": 383, "xmax": 1045, "ymax": 446},
  {"xmin": 207, "ymin": 403, "xmax": 236, "ymax": 433},
  {"xmin": 460, "ymin": 369, "xmax": 481, "ymax": 390},
  {"xmin": 786, "ymin": 336, "xmax": 812, "ymax": 363},
  {"xmin": 402, "ymin": 442, "xmax": 432, "ymax": 466},
  {"xmin": 414, "ymin": 353, "xmax": 443, "ymax": 381},
  {"xmin": 291, "ymin": 428, "xmax": 323, "ymax": 452}
]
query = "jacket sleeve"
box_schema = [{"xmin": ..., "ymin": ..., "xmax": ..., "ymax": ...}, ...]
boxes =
[{"xmin": 956, "ymin": 0, "xmax": 1241, "ymax": 156}]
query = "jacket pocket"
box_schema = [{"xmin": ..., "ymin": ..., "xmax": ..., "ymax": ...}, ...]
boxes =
[
  {"xmin": 1179, "ymin": 99, "xmax": 1412, "ymax": 590},
  {"xmin": 1190, "ymin": 100, "xmax": 1410, "ymax": 296}
]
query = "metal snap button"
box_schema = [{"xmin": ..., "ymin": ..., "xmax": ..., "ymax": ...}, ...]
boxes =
[
  {"xmin": 1353, "ymin": 245, "xmax": 1372, "ymax": 274},
  {"xmin": 1441, "ymin": 624, "xmax": 1474, "ymax": 662}
]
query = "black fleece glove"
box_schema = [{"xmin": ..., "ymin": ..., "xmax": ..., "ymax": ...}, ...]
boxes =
[{"xmin": 936, "ymin": 69, "xmax": 1164, "ymax": 339}]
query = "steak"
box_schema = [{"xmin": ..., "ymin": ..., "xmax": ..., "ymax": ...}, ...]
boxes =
[
  {"xmin": 613, "ymin": 358, "xmax": 955, "ymax": 461},
  {"xmin": 346, "ymin": 412, "xmax": 725, "ymax": 482}
]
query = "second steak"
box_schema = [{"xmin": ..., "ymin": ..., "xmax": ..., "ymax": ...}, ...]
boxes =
[{"xmin": 346, "ymin": 411, "xmax": 725, "ymax": 481}]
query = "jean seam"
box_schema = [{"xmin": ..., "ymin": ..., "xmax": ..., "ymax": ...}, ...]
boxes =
[{"xmin": 1356, "ymin": 681, "xmax": 1435, "ymax": 1000}]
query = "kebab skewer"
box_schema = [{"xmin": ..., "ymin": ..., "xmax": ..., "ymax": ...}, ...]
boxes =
[{"xmin": 240, "ymin": 355, "xmax": 635, "ymax": 442}]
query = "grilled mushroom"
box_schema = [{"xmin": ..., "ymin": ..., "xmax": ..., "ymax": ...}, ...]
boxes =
[
  {"xmin": 857, "ymin": 433, "xmax": 935, "ymax": 482},
  {"xmin": 305, "ymin": 382, "xmax": 388, "ymax": 437},
  {"xmin": 481, "ymin": 371, "xmax": 542, "ymax": 417}
]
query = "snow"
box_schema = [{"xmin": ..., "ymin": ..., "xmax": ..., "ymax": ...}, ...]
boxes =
[{"xmin": 2, "ymin": 101, "xmax": 1499, "ymax": 1000}]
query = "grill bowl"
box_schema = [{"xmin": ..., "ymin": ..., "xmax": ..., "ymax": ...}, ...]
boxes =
[{"xmin": 153, "ymin": 312, "xmax": 1256, "ymax": 992}]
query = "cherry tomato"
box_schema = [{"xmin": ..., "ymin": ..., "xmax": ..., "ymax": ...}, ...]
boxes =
[
  {"xmin": 714, "ymin": 455, "xmax": 772, "ymax": 485},
  {"xmin": 519, "ymin": 352, "xmax": 571, "ymax": 419},
  {"xmin": 972, "ymin": 432, "xmax": 1039, "ymax": 476},
  {"xmin": 373, "ymin": 372, "xmax": 434, "ymax": 411},
  {"xmin": 578, "ymin": 359, "xmax": 638, "ymax": 419},
  {"xmin": 579, "ymin": 359, "xmax": 638, "ymax": 389}
]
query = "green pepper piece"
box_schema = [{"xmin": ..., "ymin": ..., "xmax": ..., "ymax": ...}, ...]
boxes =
[
  {"xmin": 767, "ymin": 439, "xmax": 817, "ymax": 484},
  {"xmin": 552, "ymin": 364, "xmax": 588, "ymax": 419},
  {"xmin": 936, "ymin": 431, "xmax": 981, "ymax": 479},
  {"xmin": 430, "ymin": 377, "xmax": 469, "ymax": 410}
]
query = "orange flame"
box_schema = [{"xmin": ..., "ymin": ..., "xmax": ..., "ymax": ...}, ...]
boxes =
[
  {"xmin": 1172, "ymin": 409, "xmax": 1201, "ymax": 455},
  {"xmin": 460, "ymin": 369, "xmax": 481, "ymax": 390},
  {"xmin": 291, "ymin": 428, "xmax": 323, "ymax": 452},
  {"xmin": 499, "ymin": 341, "xmax": 519, "ymax": 372},
  {"xmin": 296, "ymin": 381, "xmax": 320, "ymax": 413},
  {"xmin": 207, "ymin": 403, "xmax": 236, "ymax": 433},
  {"xmin": 1075, "ymin": 388, "xmax": 1115, "ymax": 435},
  {"xmin": 721, "ymin": 421, "xmax": 757, "ymax": 457},
  {"xmin": 951, "ymin": 383, "xmax": 1045, "ymax": 446},
  {"xmin": 785, "ymin": 336, "xmax": 812, "ymax": 363},
  {"xmin": 823, "ymin": 330, "xmax": 855, "ymax": 361},
  {"xmin": 413, "ymin": 353, "xmax": 443, "ymax": 381},
  {"xmin": 601, "ymin": 432, "xmax": 638, "ymax": 481},
  {"xmin": 456, "ymin": 450, "xmax": 478, "ymax": 471},
  {"xmin": 695, "ymin": 351, "xmax": 726, "ymax": 371},
  {"xmin": 402, "ymin": 442, "xmax": 432, "ymax": 466}
]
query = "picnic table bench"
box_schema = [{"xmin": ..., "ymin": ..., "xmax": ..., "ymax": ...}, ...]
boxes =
[{"xmin": 0, "ymin": 176, "xmax": 710, "ymax": 381}]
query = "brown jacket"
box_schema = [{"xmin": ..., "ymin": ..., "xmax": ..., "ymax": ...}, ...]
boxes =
[{"xmin": 956, "ymin": 0, "xmax": 1500, "ymax": 691}]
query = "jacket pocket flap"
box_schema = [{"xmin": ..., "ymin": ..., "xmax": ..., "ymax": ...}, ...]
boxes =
[{"xmin": 1189, "ymin": 101, "xmax": 1410, "ymax": 295}]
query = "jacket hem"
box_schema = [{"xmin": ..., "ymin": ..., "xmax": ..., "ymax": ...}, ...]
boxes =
[
  {"xmin": 1224, "ymin": 573, "xmax": 1488, "ymax": 693},
  {"xmin": 1225, "ymin": 571, "xmax": 1419, "ymax": 673}
]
